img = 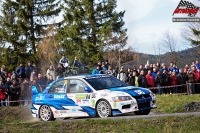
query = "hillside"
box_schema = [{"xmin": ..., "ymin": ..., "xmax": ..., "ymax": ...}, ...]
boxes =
[{"xmin": 122, "ymin": 47, "xmax": 200, "ymax": 69}]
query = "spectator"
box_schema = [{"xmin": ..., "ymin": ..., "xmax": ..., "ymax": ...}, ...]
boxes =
[
  {"xmin": 0, "ymin": 80, "xmax": 7, "ymax": 107},
  {"xmin": 156, "ymin": 62, "xmax": 161, "ymax": 70},
  {"xmin": 92, "ymin": 66, "xmax": 103, "ymax": 74},
  {"xmin": 25, "ymin": 61, "xmax": 36, "ymax": 80},
  {"xmin": 184, "ymin": 64, "xmax": 189, "ymax": 72},
  {"xmin": 138, "ymin": 64, "xmax": 144, "ymax": 74},
  {"xmin": 97, "ymin": 61, "xmax": 102, "ymax": 71},
  {"xmin": 20, "ymin": 78, "xmax": 31, "ymax": 106},
  {"xmin": 46, "ymin": 64, "xmax": 56, "ymax": 80},
  {"xmin": 170, "ymin": 72, "xmax": 178, "ymax": 94},
  {"xmin": 56, "ymin": 64, "xmax": 65, "ymax": 79},
  {"xmin": 0, "ymin": 65, "xmax": 7, "ymax": 83},
  {"xmin": 160, "ymin": 64, "xmax": 168, "ymax": 74},
  {"xmin": 172, "ymin": 64, "xmax": 179, "ymax": 76},
  {"xmin": 192, "ymin": 66, "xmax": 200, "ymax": 93},
  {"xmin": 187, "ymin": 69, "xmax": 195, "ymax": 94},
  {"xmin": 146, "ymin": 70, "xmax": 155, "ymax": 88},
  {"xmin": 168, "ymin": 62, "xmax": 174, "ymax": 72},
  {"xmin": 104, "ymin": 60, "xmax": 110, "ymax": 70},
  {"xmin": 37, "ymin": 73, "xmax": 46, "ymax": 91},
  {"xmin": 11, "ymin": 73, "xmax": 19, "ymax": 84},
  {"xmin": 105, "ymin": 66, "xmax": 116, "ymax": 77},
  {"xmin": 101, "ymin": 62, "xmax": 107, "ymax": 74},
  {"xmin": 195, "ymin": 60, "xmax": 200, "ymax": 70},
  {"xmin": 133, "ymin": 71, "xmax": 139, "ymax": 87},
  {"xmin": 46, "ymin": 75, "xmax": 54, "ymax": 85},
  {"xmin": 126, "ymin": 71, "xmax": 134, "ymax": 86},
  {"xmin": 177, "ymin": 69, "xmax": 187, "ymax": 93},
  {"xmin": 59, "ymin": 54, "xmax": 70, "ymax": 68},
  {"xmin": 151, "ymin": 68, "xmax": 157, "ymax": 80},
  {"xmin": 9, "ymin": 80, "xmax": 21, "ymax": 106},
  {"xmin": 155, "ymin": 71, "xmax": 163, "ymax": 95},
  {"xmin": 117, "ymin": 66, "xmax": 127, "ymax": 83},
  {"xmin": 162, "ymin": 70, "xmax": 170, "ymax": 93},
  {"xmin": 16, "ymin": 63, "xmax": 26, "ymax": 83},
  {"xmin": 132, "ymin": 66, "xmax": 139, "ymax": 76},
  {"xmin": 31, "ymin": 79, "xmax": 42, "ymax": 93},
  {"xmin": 149, "ymin": 63, "xmax": 153, "ymax": 72},
  {"xmin": 143, "ymin": 64, "xmax": 149, "ymax": 75},
  {"xmin": 138, "ymin": 70, "xmax": 147, "ymax": 88},
  {"xmin": 73, "ymin": 56, "xmax": 81, "ymax": 68}
]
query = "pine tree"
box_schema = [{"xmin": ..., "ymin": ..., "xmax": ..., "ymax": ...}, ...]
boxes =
[
  {"xmin": 190, "ymin": 28, "xmax": 200, "ymax": 51},
  {"xmin": 0, "ymin": 0, "xmax": 61, "ymax": 68},
  {"xmin": 58, "ymin": 0, "xmax": 127, "ymax": 66}
]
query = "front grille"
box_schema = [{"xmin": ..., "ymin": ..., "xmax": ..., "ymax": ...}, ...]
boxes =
[
  {"xmin": 138, "ymin": 102, "xmax": 150, "ymax": 109},
  {"xmin": 122, "ymin": 104, "xmax": 131, "ymax": 109},
  {"xmin": 133, "ymin": 94, "xmax": 150, "ymax": 99}
]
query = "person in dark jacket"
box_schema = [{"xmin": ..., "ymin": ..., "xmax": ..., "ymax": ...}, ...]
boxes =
[
  {"xmin": 46, "ymin": 75, "xmax": 54, "ymax": 85},
  {"xmin": 25, "ymin": 61, "xmax": 36, "ymax": 80},
  {"xmin": 73, "ymin": 56, "xmax": 81, "ymax": 68},
  {"xmin": 16, "ymin": 63, "xmax": 26, "ymax": 82},
  {"xmin": 177, "ymin": 69, "xmax": 187, "ymax": 93},
  {"xmin": 56, "ymin": 63, "xmax": 65, "ymax": 79},
  {"xmin": 187, "ymin": 69, "xmax": 195, "ymax": 94},
  {"xmin": 0, "ymin": 80, "xmax": 7, "ymax": 107},
  {"xmin": 138, "ymin": 70, "xmax": 147, "ymax": 88},
  {"xmin": 155, "ymin": 70, "xmax": 163, "ymax": 95},
  {"xmin": 126, "ymin": 72, "xmax": 135, "ymax": 86},
  {"xmin": 20, "ymin": 78, "xmax": 31, "ymax": 106},
  {"xmin": 37, "ymin": 73, "xmax": 46, "ymax": 91},
  {"xmin": 162, "ymin": 70, "xmax": 170, "ymax": 94},
  {"xmin": 9, "ymin": 80, "xmax": 21, "ymax": 106}
]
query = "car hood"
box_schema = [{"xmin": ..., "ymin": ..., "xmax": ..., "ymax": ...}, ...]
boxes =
[{"xmin": 107, "ymin": 86, "xmax": 150, "ymax": 96}]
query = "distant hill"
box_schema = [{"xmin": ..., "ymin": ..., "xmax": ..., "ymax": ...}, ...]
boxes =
[{"xmin": 122, "ymin": 47, "xmax": 200, "ymax": 69}]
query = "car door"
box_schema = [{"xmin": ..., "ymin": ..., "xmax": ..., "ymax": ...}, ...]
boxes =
[
  {"xmin": 66, "ymin": 79, "xmax": 97, "ymax": 117},
  {"xmin": 45, "ymin": 79, "xmax": 76, "ymax": 110}
]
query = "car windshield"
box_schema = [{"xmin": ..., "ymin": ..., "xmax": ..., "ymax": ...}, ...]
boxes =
[{"xmin": 84, "ymin": 76, "xmax": 127, "ymax": 91}]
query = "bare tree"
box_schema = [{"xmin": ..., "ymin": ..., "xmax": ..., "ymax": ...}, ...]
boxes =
[
  {"xmin": 152, "ymin": 38, "xmax": 161, "ymax": 63},
  {"xmin": 161, "ymin": 30, "xmax": 179, "ymax": 64},
  {"xmin": 37, "ymin": 24, "xmax": 61, "ymax": 74}
]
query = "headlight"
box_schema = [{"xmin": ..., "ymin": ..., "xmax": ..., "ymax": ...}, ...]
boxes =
[
  {"xmin": 112, "ymin": 96, "xmax": 132, "ymax": 102},
  {"xmin": 149, "ymin": 91, "xmax": 155, "ymax": 97}
]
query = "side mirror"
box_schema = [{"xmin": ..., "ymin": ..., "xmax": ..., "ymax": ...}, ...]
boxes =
[
  {"xmin": 32, "ymin": 86, "xmax": 38, "ymax": 95},
  {"xmin": 84, "ymin": 86, "xmax": 93, "ymax": 93}
]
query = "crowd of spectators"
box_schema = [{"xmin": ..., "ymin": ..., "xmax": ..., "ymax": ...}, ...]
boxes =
[
  {"xmin": 0, "ymin": 55, "xmax": 200, "ymax": 107},
  {"xmin": 0, "ymin": 55, "xmax": 81, "ymax": 107},
  {"xmin": 92, "ymin": 60, "xmax": 200, "ymax": 95}
]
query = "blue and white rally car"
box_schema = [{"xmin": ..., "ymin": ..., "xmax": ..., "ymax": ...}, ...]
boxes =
[{"xmin": 31, "ymin": 75, "xmax": 156, "ymax": 121}]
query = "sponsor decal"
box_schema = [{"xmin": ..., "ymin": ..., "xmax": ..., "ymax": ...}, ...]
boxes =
[
  {"xmin": 113, "ymin": 102, "xmax": 117, "ymax": 108},
  {"xmin": 75, "ymin": 94, "xmax": 90, "ymax": 99},
  {"xmin": 76, "ymin": 99, "xmax": 81, "ymax": 104},
  {"xmin": 55, "ymin": 88, "xmax": 65, "ymax": 93},
  {"xmin": 54, "ymin": 95, "xmax": 65, "ymax": 99},
  {"xmin": 92, "ymin": 100, "xmax": 96, "ymax": 107},
  {"xmin": 82, "ymin": 99, "xmax": 89, "ymax": 104},
  {"xmin": 54, "ymin": 110, "xmax": 59, "ymax": 114},
  {"xmin": 134, "ymin": 90, "xmax": 145, "ymax": 95},
  {"xmin": 120, "ymin": 103, "xmax": 124, "ymax": 106},
  {"xmin": 35, "ymin": 96, "xmax": 45, "ymax": 100},
  {"xmin": 100, "ymin": 93, "xmax": 108, "ymax": 97},
  {"xmin": 60, "ymin": 110, "xmax": 67, "ymax": 113},
  {"xmin": 91, "ymin": 93, "xmax": 96, "ymax": 98},
  {"xmin": 72, "ymin": 108, "xmax": 76, "ymax": 112}
]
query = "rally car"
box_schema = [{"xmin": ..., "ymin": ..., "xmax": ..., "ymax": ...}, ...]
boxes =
[{"xmin": 31, "ymin": 74, "xmax": 156, "ymax": 121}]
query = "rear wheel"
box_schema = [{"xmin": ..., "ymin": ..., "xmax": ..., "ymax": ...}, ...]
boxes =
[
  {"xmin": 134, "ymin": 109, "xmax": 151, "ymax": 115},
  {"xmin": 96, "ymin": 100, "xmax": 112, "ymax": 118},
  {"xmin": 39, "ymin": 105, "xmax": 55, "ymax": 121}
]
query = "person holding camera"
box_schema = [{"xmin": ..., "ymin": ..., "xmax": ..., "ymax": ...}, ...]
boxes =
[{"xmin": 46, "ymin": 64, "xmax": 56, "ymax": 80}]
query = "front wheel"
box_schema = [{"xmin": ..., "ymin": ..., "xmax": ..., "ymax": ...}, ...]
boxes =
[
  {"xmin": 39, "ymin": 105, "xmax": 55, "ymax": 121},
  {"xmin": 134, "ymin": 109, "xmax": 151, "ymax": 115},
  {"xmin": 96, "ymin": 100, "xmax": 112, "ymax": 118}
]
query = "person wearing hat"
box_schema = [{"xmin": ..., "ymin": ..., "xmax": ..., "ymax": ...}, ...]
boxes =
[
  {"xmin": 16, "ymin": 62, "xmax": 26, "ymax": 83},
  {"xmin": 25, "ymin": 61, "xmax": 36, "ymax": 80},
  {"xmin": 117, "ymin": 66, "xmax": 126, "ymax": 83}
]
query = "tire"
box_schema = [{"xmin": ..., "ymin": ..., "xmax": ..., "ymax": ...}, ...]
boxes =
[
  {"xmin": 134, "ymin": 109, "xmax": 151, "ymax": 115},
  {"xmin": 39, "ymin": 105, "xmax": 55, "ymax": 121},
  {"xmin": 96, "ymin": 100, "xmax": 112, "ymax": 118}
]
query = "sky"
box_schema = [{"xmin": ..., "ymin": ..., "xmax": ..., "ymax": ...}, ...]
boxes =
[{"xmin": 116, "ymin": 0, "xmax": 200, "ymax": 54}]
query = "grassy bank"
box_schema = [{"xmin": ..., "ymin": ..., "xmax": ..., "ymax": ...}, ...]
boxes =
[
  {"xmin": 153, "ymin": 94, "xmax": 200, "ymax": 113},
  {"xmin": 1, "ymin": 116, "xmax": 200, "ymax": 133}
]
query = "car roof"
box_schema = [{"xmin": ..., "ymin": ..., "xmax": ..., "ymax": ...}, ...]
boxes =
[{"xmin": 56, "ymin": 74, "xmax": 109, "ymax": 80}]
